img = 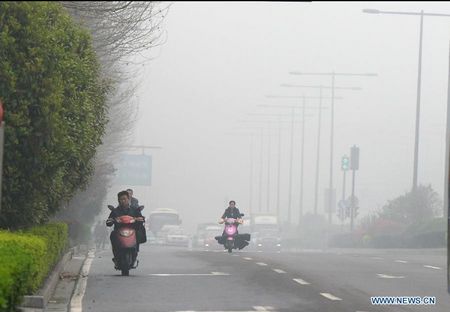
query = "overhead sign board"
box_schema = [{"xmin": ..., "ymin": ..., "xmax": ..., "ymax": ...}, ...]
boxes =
[{"xmin": 115, "ymin": 154, "xmax": 152, "ymax": 186}]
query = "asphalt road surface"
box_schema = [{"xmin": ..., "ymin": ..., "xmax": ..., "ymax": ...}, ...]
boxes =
[{"xmin": 77, "ymin": 244, "xmax": 449, "ymax": 312}]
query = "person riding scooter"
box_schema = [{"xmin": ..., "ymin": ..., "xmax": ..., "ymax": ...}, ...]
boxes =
[
  {"xmin": 106, "ymin": 190, "xmax": 144, "ymax": 268},
  {"xmin": 216, "ymin": 200, "xmax": 250, "ymax": 250}
]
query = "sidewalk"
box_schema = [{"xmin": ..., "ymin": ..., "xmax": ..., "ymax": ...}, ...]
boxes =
[{"xmin": 19, "ymin": 245, "xmax": 90, "ymax": 312}]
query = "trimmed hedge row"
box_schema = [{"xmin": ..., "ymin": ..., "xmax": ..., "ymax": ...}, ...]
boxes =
[{"xmin": 0, "ymin": 222, "xmax": 68, "ymax": 311}]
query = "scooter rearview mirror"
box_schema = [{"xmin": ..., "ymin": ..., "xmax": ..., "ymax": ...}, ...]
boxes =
[
  {"xmin": 107, "ymin": 205, "xmax": 114, "ymax": 211},
  {"xmin": 138, "ymin": 205, "xmax": 145, "ymax": 211}
]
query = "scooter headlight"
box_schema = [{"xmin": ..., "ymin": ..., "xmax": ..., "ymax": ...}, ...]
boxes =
[
  {"xmin": 258, "ymin": 243, "xmax": 262, "ymax": 247},
  {"xmin": 119, "ymin": 229, "xmax": 133, "ymax": 237}
]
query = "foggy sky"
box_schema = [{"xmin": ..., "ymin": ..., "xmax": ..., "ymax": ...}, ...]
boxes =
[{"xmin": 108, "ymin": 1, "xmax": 450, "ymax": 233}]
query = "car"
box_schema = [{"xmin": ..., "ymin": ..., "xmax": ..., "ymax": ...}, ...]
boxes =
[
  {"xmin": 166, "ymin": 228, "xmax": 189, "ymax": 247},
  {"xmin": 156, "ymin": 225, "xmax": 181, "ymax": 245},
  {"xmin": 201, "ymin": 225, "xmax": 223, "ymax": 250}
]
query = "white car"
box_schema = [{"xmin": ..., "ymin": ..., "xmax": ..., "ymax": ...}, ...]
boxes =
[{"xmin": 166, "ymin": 228, "xmax": 189, "ymax": 246}]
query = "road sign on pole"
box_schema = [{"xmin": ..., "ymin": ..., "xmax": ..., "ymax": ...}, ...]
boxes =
[{"xmin": 114, "ymin": 154, "xmax": 152, "ymax": 186}]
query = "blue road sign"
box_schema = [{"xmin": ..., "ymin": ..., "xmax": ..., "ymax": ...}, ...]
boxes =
[{"xmin": 115, "ymin": 154, "xmax": 152, "ymax": 186}]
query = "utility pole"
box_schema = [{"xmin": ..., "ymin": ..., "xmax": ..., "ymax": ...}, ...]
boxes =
[
  {"xmin": 289, "ymin": 71, "xmax": 376, "ymax": 224},
  {"xmin": 350, "ymin": 145, "xmax": 360, "ymax": 232},
  {"xmin": 363, "ymin": 8, "xmax": 450, "ymax": 191},
  {"xmin": 263, "ymin": 95, "xmax": 337, "ymax": 225},
  {"xmin": 281, "ymin": 84, "xmax": 361, "ymax": 216}
]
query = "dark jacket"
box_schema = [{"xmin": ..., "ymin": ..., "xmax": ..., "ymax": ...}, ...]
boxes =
[
  {"xmin": 106, "ymin": 205, "xmax": 147, "ymax": 244},
  {"xmin": 106, "ymin": 205, "xmax": 143, "ymax": 230},
  {"xmin": 130, "ymin": 197, "xmax": 139, "ymax": 210},
  {"xmin": 221, "ymin": 207, "xmax": 242, "ymax": 219}
]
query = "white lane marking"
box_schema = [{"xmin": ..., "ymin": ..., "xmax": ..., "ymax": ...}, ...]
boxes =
[
  {"xmin": 424, "ymin": 265, "xmax": 441, "ymax": 270},
  {"xmin": 320, "ymin": 293, "xmax": 342, "ymax": 301},
  {"xmin": 395, "ymin": 260, "xmax": 408, "ymax": 263},
  {"xmin": 256, "ymin": 262, "xmax": 268, "ymax": 266},
  {"xmin": 70, "ymin": 250, "xmax": 95, "ymax": 312},
  {"xmin": 243, "ymin": 257, "xmax": 253, "ymax": 260},
  {"xmin": 149, "ymin": 272, "xmax": 230, "ymax": 276},
  {"xmin": 149, "ymin": 272, "xmax": 230, "ymax": 277},
  {"xmin": 176, "ymin": 308, "xmax": 276, "ymax": 312},
  {"xmin": 293, "ymin": 278, "xmax": 310, "ymax": 285},
  {"xmin": 377, "ymin": 273, "xmax": 405, "ymax": 279},
  {"xmin": 272, "ymin": 269, "xmax": 286, "ymax": 274}
]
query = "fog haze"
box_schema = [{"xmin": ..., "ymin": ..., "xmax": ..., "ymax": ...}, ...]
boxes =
[{"xmin": 110, "ymin": 1, "xmax": 450, "ymax": 233}]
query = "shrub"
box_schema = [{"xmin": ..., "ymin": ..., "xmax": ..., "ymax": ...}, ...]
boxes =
[{"xmin": 0, "ymin": 222, "xmax": 68, "ymax": 311}]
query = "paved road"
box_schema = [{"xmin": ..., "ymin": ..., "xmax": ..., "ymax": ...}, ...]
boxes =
[{"xmin": 78, "ymin": 244, "xmax": 449, "ymax": 312}]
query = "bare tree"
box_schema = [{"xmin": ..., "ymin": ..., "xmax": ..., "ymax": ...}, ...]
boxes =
[{"xmin": 56, "ymin": 2, "xmax": 169, "ymax": 231}]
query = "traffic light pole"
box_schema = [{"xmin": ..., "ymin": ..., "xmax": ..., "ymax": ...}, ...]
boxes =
[
  {"xmin": 350, "ymin": 145, "xmax": 359, "ymax": 232},
  {"xmin": 350, "ymin": 168, "xmax": 356, "ymax": 232}
]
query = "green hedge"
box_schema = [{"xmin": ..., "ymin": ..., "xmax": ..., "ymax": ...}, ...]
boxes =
[
  {"xmin": 0, "ymin": 222, "xmax": 68, "ymax": 311},
  {"xmin": 0, "ymin": 1, "xmax": 109, "ymax": 229}
]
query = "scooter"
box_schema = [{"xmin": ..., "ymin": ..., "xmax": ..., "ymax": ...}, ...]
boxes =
[
  {"xmin": 108, "ymin": 205, "xmax": 145, "ymax": 276},
  {"xmin": 223, "ymin": 216, "xmax": 244, "ymax": 253}
]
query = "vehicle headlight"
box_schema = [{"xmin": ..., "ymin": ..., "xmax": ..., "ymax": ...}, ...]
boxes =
[
  {"xmin": 258, "ymin": 243, "xmax": 262, "ymax": 247},
  {"xmin": 277, "ymin": 243, "xmax": 281, "ymax": 247}
]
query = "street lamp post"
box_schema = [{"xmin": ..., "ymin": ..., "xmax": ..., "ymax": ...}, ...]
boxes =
[
  {"xmin": 262, "ymin": 96, "xmax": 337, "ymax": 225},
  {"xmin": 289, "ymin": 72, "xmax": 376, "ymax": 224},
  {"xmin": 281, "ymin": 84, "xmax": 361, "ymax": 216},
  {"xmin": 246, "ymin": 112, "xmax": 303, "ymax": 223},
  {"xmin": 363, "ymin": 8, "xmax": 450, "ymax": 191}
]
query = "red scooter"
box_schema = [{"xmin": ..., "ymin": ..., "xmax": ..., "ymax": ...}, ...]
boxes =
[{"xmin": 108, "ymin": 205, "xmax": 145, "ymax": 276}]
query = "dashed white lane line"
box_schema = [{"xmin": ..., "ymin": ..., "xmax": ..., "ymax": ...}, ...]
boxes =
[
  {"xmin": 320, "ymin": 293, "xmax": 342, "ymax": 301},
  {"xmin": 272, "ymin": 269, "xmax": 286, "ymax": 274},
  {"xmin": 395, "ymin": 260, "xmax": 408, "ymax": 263},
  {"xmin": 256, "ymin": 262, "xmax": 268, "ymax": 266},
  {"xmin": 424, "ymin": 265, "xmax": 441, "ymax": 270},
  {"xmin": 243, "ymin": 257, "xmax": 253, "ymax": 260},
  {"xmin": 293, "ymin": 278, "xmax": 310, "ymax": 285},
  {"xmin": 377, "ymin": 274, "xmax": 405, "ymax": 279}
]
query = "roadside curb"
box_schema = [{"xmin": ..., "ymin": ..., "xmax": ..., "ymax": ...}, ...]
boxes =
[
  {"xmin": 18, "ymin": 245, "xmax": 90, "ymax": 312},
  {"xmin": 18, "ymin": 248, "xmax": 74, "ymax": 310}
]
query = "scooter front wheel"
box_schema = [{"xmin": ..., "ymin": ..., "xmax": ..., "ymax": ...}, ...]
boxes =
[{"xmin": 228, "ymin": 248, "xmax": 232, "ymax": 253}]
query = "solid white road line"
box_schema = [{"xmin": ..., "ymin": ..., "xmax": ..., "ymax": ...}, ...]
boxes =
[
  {"xmin": 149, "ymin": 272, "xmax": 230, "ymax": 276},
  {"xmin": 395, "ymin": 260, "xmax": 408, "ymax": 263},
  {"xmin": 256, "ymin": 262, "xmax": 268, "ymax": 266},
  {"xmin": 272, "ymin": 269, "xmax": 286, "ymax": 274},
  {"xmin": 243, "ymin": 257, "xmax": 253, "ymax": 260},
  {"xmin": 70, "ymin": 250, "xmax": 95, "ymax": 312},
  {"xmin": 320, "ymin": 293, "xmax": 342, "ymax": 301},
  {"xmin": 293, "ymin": 278, "xmax": 310, "ymax": 285},
  {"xmin": 377, "ymin": 273, "xmax": 405, "ymax": 279},
  {"xmin": 424, "ymin": 265, "xmax": 441, "ymax": 270}
]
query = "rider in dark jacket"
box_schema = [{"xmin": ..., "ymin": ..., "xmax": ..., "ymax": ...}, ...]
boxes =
[
  {"xmin": 217, "ymin": 200, "xmax": 249, "ymax": 249},
  {"xmin": 106, "ymin": 190, "xmax": 144, "ymax": 267}
]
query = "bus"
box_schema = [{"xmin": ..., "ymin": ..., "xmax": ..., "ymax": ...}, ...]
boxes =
[{"xmin": 148, "ymin": 208, "xmax": 181, "ymax": 235}]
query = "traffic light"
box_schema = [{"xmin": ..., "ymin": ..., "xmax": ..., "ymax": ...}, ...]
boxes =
[{"xmin": 341, "ymin": 155, "xmax": 350, "ymax": 171}]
